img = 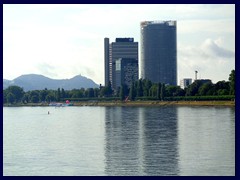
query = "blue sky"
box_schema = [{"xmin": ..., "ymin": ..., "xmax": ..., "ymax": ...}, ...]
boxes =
[{"xmin": 3, "ymin": 4, "xmax": 235, "ymax": 85}]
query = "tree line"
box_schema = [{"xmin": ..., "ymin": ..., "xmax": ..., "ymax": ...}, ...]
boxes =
[{"xmin": 3, "ymin": 70, "xmax": 235, "ymax": 104}]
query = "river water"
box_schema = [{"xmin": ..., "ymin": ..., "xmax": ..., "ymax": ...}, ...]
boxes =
[{"xmin": 3, "ymin": 106, "xmax": 235, "ymax": 176}]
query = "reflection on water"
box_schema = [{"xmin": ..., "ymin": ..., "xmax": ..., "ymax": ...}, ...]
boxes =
[
  {"xmin": 140, "ymin": 107, "xmax": 179, "ymax": 176},
  {"xmin": 104, "ymin": 107, "xmax": 141, "ymax": 175},
  {"xmin": 104, "ymin": 107, "xmax": 179, "ymax": 176},
  {"xmin": 3, "ymin": 106, "xmax": 235, "ymax": 176}
]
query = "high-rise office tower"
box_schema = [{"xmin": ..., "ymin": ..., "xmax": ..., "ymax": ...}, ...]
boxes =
[
  {"xmin": 104, "ymin": 38, "xmax": 110, "ymax": 86},
  {"xmin": 104, "ymin": 38, "xmax": 138, "ymax": 89},
  {"xmin": 115, "ymin": 58, "xmax": 138, "ymax": 89},
  {"xmin": 140, "ymin": 21, "xmax": 177, "ymax": 85}
]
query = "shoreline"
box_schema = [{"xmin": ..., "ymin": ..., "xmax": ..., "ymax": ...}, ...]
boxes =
[{"xmin": 3, "ymin": 100, "xmax": 235, "ymax": 107}]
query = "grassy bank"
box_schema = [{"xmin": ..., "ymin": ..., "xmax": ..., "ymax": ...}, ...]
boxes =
[
  {"xmin": 4, "ymin": 100, "xmax": 235, "ymax": 107},
  {"xmin": 71, "ymin": 100, "xmax": 235, "ymax": 107}
]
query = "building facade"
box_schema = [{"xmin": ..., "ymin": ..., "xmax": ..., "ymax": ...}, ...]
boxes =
[
  {"xmin": 180, "ymin": 78, "xmax": 192, "ymax": 89},
  {"xmin": 104, "ymin": 38, "xmax": 138, "ymax": 89},
  {"xmin": 140, "ymin": 21, "xmax": 177, "ymax": 85},
  {"xmin": 104, "ymin": 38, "xmax": 110, "ymax": 87},
  {"xmin": 115, "ymin": 58, "xmax": 138, "ymax": 89}
]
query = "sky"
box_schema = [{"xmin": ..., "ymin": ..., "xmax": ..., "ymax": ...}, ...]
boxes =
[{"xmin": 3, "ymin": 4, "xmax": 235, "ymax": 85}]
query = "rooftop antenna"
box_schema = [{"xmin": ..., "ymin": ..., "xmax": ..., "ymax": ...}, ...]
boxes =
[{"xmin": 195, "ymin": 70, "xmax": 198, "ymax": 80}]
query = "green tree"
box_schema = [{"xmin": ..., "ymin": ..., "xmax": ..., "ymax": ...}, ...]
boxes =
[
  {"xmin": 31, "ymin": 95, "xmax": 39, "ymax": 103},
  {"xmin": 120, "ymin": 85, "xmax": 125, "ymax": 101},
  {"xmin": 64, "ymin": 91, "xmax": 70, "ymax": 99},
  {"xmin": 56, "ymin": 88, "xmax": 61, "ymax": 101},
  {"xmin": 186, "ymin": 80, "xmax": 202, "ymax": 96},
  {"xmin": 100, "ymin": 81, "xmax": 113, "ymax": 97},
  {"xmin": 22, "ymin": 93, "xmax": 30, "ymax": 103},
  {"xmin": 120, "ymin": 84, "xmax": 128, "ymax": 101},
  {"xmin": 106, "ymin": 81, "xmax": 113, "ymax": 97},
  {"xmin": 5, "ymin": 85, "xmax": 24, "ymax": 103},
  {"xmin": 71, "ymin": 92, "xmax": 79, "ymax": 99},
  {"xmin": 157, "ymin": 83, "xmax": 161, "ymax": 100},
  {"xmin": 3, "ymin": 90, "xmax": 7, "ymax": 104},
  {"xmin": 46, "ymin": 94, "xmax": 55, "ymax": 102},
  {"xmin": 165, "ymin": 85, "xmax": 179, "ymax": 97},
  {"xmin": 212, "ymin": 81, "xmax": 229, "ymax": 96},
  {"xmin": 198, "ymin": 82, "xmax": 213, "ymax": 96},
  {"xmin": 217, "ymin": 89, "xmax": 229, "ymax": 95},
  {"xmin": 29, "ymin": 90, "xmax": 40, "ymax": 103},
  {"xmin": 129, "ymin": 82, "xmax": 136, "ymax": 101},
  {"xmin": 215, "ymin": 81, "xmax": 229, "ymax": 91},
  {"xmin": 161, "ymin": 83, "xmax": 165, "ymax": 100},
  {"xmin": 149, "ymin": 84, "xmax": 158, "ymax": 97},
  {"xmin": 80, "ymin": 88, "xmax": 85, "ymax": 98},
  {"xmin": 69, "ymin": 89, "xmax": 84, "ymax": 98},
  {"xmin": 175, "ymin": 86, "xmax": 185, "ymax": 96},
  {"xmin": 7, "ymin": 92, "xmax": 15, "ymax": 104},
  {"xmin": 115, "ymin": 87, "xmax": 120, "ymax": 97},
  {"xmin": 137, "ymin": 79, "xmax": 143, "ymax": 97},
  {"xmin": 142, "ymin": 79, "xmax": 152, "ymax": 97},
  {"xmin": 86, "ymin": 88, "xmax": 94, "ymax": 98},
  {"xmin": 229, "ymin": 70, "xmax": 235, "ymax": 95},
  {"xmin": 39, "ymin": 89, "xmax": 48, "ymax": 102},
  {"xmin": 61, "ymin": 88, "xmax": 66, "ymax": 99},
  {"xmin": 94, "ymin": 88, "xmax": 100, "ymax": 98}
]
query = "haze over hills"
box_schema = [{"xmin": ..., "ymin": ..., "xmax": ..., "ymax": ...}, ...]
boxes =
[{"xmin": 3, "ymin": 74, "xmax": 99, "ymax": 91}]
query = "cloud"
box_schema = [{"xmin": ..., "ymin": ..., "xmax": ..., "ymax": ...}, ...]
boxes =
[
  {"xmin": 201, "ymin": 39, "xmax": 235, "ymax": 58},
  {"xmin": 179, "ymin": 38, "xmax": 235, "ymax": 59},
  {"xmin": 3, "ymin": 4, "xmax": 235, "ymax": 84},
  {"xmin": 178, "ymin": 19, "xmax": 235, "ymax": 34},
  {"xmin": 178, "ymin": 38, "xmax": 235, "ymax": 83},
  {"xmin": 36, "ymin": 63, "xmax": 58, "ymax": 78}
]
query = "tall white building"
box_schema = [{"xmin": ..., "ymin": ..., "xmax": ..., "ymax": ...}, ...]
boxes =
[{"xmin": 180, "ymin": 78, "xmax": 192, "ymax": 89}]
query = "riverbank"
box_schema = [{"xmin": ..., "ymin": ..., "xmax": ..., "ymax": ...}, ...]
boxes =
[
  {"xmin": 74, "ymin": 101, "xmax": 235, "ymax": 106},
  {"xmin": 3, "ymin": 100, "xmax": 235, "ymax": 107}
]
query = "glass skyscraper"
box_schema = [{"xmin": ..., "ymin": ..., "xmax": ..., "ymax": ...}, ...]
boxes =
[{"xmin": 140, "ymin": 21, "xmax": 177, "ymax": 85}]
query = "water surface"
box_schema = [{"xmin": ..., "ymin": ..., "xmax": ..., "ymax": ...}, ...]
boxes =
[{"xmin": 3, "ymin": 106, "xmax": 235, "ymax": 176}]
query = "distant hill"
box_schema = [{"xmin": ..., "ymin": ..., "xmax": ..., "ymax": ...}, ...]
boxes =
[{"xmin": 3, "ymin": 74, "xmax": 99, "ymax": 91}]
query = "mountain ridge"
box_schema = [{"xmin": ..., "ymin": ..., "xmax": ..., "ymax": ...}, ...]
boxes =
[{"xmin": 3, "ymin": 74, "xmax": 99, "ymax": 91}]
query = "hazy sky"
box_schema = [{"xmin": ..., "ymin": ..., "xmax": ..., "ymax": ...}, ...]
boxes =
[{"xmin": 3, "ymin": 4, "xmax": 235, "ymax": 85}]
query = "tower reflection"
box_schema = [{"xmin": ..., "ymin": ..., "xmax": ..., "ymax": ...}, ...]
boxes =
[
  {"xmin": 104, "ymin": 107, "xmax": 141, "ymax": 175},
  {"xmin": 139, "ymin": 107, "xmax": 179, "ymax": 175},
  {"xmin": 104, "ymin": 106, "xmax": 179, "ymax": 176}
]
